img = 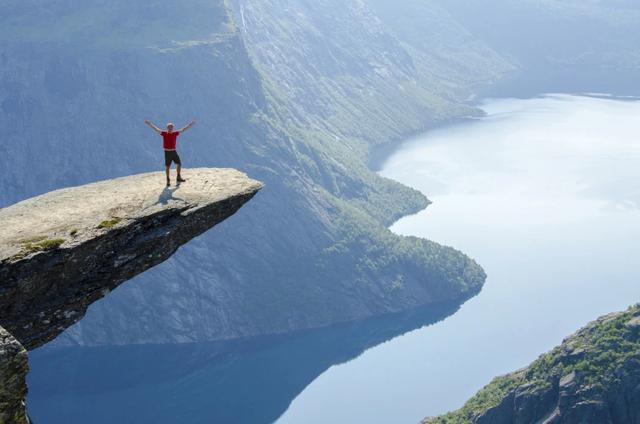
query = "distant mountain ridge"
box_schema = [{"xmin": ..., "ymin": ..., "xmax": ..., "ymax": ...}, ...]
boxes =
[{"xmin": 430, "ymin": 0, "xmax": 640, "ymax": 96}]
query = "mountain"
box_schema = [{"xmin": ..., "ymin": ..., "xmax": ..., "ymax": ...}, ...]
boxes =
[
  {"xmin": 4, "ymin": 0, "xmax": 639, "ymax": 349},
  {"xmin": 1, "ymin": 0, "xmax": 505, "ymax": 346},
  {"xmin": 425, "ymin": 305, "xmax": 640, "ymax": 424},
  {"xmin": 430, "ymin": 0, "xmax": 640, "ymax": 96}
]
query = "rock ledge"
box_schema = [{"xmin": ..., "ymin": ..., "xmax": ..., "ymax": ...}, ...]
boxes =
[{"xmin": 0, "ymin": 168, "xmax": 262, "ymax": 350}]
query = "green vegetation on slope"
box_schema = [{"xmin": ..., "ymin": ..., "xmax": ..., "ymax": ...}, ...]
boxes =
[
  {"xmin": 224, "ymin": 0, "xmax": 496, "ymax": 316},
  {"xmin": 12, "ymin": 237, "xmax": 66, "ymax": 261},
  {"xmin": 426, "ymin": 305, "xmax": 640, "ymax": 424},
  {"xmin": 233, "ymin": 0, "xmax": 512, "ymax": 223},
  {"xmin": 97, "ymin": 218, "xmax": 122, "ymax": 229},
  {"xmin": 527, "ymin": 306, "xmax": 640, "ymax": 390}
]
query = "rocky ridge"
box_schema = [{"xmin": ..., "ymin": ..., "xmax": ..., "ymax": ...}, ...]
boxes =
[
  {"xmin": 425, "ymin": 305, "xmax": 640, "ymax": 424},
  {"xmin": 0, "ymin": 168, "xmax": 261, "ymax": 423}
]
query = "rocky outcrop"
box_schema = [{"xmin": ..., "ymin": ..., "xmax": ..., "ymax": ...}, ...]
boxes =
[
  {"xmin": 0, "ymin": 168, "xmax": 261, "ymax": 423},
  {"xmin": 0, "ymin": 168, "xmax": 262, "ymax": 351},
  {"xmin": 424, "ymin": 305, "xmax": 640, "ymax": 424},
  {"xmin": 0, "ymin": 328, "xmax": 29, "ymax": 424}
]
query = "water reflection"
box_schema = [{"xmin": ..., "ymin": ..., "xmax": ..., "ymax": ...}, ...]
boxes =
[{"xmin": 28, "ymin": 302, "xmax": 460, "ymax": 424}]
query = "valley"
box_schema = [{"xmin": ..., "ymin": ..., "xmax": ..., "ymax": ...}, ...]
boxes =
[{"xmin": 2, "ymin": 0, "xmax": 640, "ymax": 422}]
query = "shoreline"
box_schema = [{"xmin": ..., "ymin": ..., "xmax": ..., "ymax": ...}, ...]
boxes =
[
  {"xmin": 370, "ymin": 94, "xmax": 640, "ymax": 421},
  {"xmin": 368, "ymin": 79, "xmax": 640, "ymax": 175},
  {"xmin": 367, "ymin": 113, "xmax": 483, "ymax": 173}
]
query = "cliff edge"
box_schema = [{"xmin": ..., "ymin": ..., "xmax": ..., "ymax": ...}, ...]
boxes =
[{"xmin": 0, "ymin": 168, "xmax": 262, "ymax": 422}]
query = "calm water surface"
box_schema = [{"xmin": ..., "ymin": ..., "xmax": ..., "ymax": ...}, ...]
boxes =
[
  {"xmin": 28, "ymin": 95, "xmax": 640, "ymax": 423},
  {"xmin": 277, "ymin": 94, "xmax": 640, "ymax": 423}
]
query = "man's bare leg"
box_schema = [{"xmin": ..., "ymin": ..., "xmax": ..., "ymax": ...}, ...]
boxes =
[
  {"xmin": 165, "ymin": 166, "xmax": 171, "ymax": 186},
  {"xmin": 177, "ymin": 164, "xmax": 186, "ymax": 183}
]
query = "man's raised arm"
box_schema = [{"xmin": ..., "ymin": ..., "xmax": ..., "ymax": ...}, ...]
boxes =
[
  {"xmin": 179, "ymin": 120, "xmax": 196, "ymax": 133},
  {"xmin": 144, "ymin": 120, "xmax": 163, "ymax": 134}
]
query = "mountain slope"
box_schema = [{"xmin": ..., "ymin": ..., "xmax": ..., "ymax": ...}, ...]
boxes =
[
  {"xmin": 431, "ymin": 0, "xmax": 640, "ymax": 96},
  {"xmin": 1, "ymin": 0, "xmax": 505, "ymax": 346}
]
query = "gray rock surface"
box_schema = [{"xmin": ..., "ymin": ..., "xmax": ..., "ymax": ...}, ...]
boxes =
[
  {"xmin": 0, "ymin": 327, "xmax": 29, "ymax": 424},
  {"xmin": 0, "ymin": 168, "xmax": 262, "ymax": 350}
]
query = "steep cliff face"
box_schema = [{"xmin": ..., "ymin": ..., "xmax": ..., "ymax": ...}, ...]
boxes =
[
  {"xmin": 231, "ymin": 0, "xmax": 489, "ymax": 147},
  {"xmin": 230, "ymin": 0, "xmax": 513, "ymax": 187},
  {"xmin": 0, "ymin": 168, "xmax": 261, "ymax": 423},
  {"xmin": 425, "ymin": 305, "xmax": 640, "ymax": 424},
  {"xmin": 0, "ymin": 2, "xmax": 264, "ymax": 208},
  {"xmin": 0, "ymin": 328, "xmax": 28, "ymax": 424},
  {"xmin": 0, "ymin": 0, "xmax": 497, "ymax": 347}
]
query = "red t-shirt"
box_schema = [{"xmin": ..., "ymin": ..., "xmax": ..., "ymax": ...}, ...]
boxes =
[{"xmin": 161, "ymin": 131, "xmax": 180, "ymax": 150}]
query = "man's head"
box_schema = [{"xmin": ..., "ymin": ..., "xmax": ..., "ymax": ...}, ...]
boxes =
[{"xmin": 166, "ymin": 122, "xmax": 174, "ymax": 132}]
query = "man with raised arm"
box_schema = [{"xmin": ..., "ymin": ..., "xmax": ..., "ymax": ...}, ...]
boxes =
[{"xmin": 144, "ymin": 120, "xmax": 196, "ymax": 186}]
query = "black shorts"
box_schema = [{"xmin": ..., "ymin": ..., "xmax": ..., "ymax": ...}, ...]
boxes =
[{"xmin": 164, "ymin": 150, "xmax": 182, "ymax": 166}]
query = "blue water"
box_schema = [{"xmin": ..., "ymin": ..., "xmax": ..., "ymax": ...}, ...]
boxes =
[
  {"xmin": 28, "ymin": 95, "xmax": 640, "ymax": 423},
  {"xmin": 28, "ymin": 304, "xmax": 460, "ymax": 423},
  {"xmin": 278, "ymin": 94, "xmax": 640, "ymax": 423}
]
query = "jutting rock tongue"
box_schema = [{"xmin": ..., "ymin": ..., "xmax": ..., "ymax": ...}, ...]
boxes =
[{"xmin": 0, "ymin": 168, "xmax": 263, "ymax": 350}]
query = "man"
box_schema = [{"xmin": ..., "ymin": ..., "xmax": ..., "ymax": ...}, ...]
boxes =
[{"xmin": 144, "ymin": 120, "xmax": 196, "ymax": 186}]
